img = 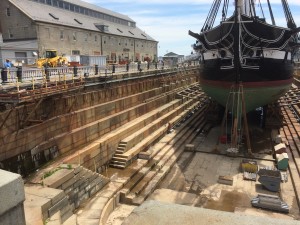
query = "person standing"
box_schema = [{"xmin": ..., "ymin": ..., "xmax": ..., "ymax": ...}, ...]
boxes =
[
  {"xmin": 4, "ymin": 59, "xmax": 12, "ymax": 68},
  {"xmin": 2, "ymin": 59, "xmax": 12, "ymax": 83}
]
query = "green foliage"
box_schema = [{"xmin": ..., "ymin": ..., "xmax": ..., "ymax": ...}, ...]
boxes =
[{"xmin": 42, "ymin": 167, "xmax": 61, "ymax": 179}]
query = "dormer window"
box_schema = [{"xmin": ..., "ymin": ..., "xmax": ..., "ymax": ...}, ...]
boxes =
[{"xmin": 95, "ymin": 24, "xmax": 109, "ymax": 32}]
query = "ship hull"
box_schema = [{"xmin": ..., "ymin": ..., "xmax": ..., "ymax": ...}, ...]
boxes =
[
  {"xmin": 200, "ymin": 78, "xmax": 292, "ymax": 112},
  {"xmin": 199, "ymin": 56, "xmax": 294, "ymax": 111}
]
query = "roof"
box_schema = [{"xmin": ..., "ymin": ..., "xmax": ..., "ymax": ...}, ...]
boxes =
[
  {"xmin": 9, "ymin": 0, "xmax": 157, "ymax": 42},
  {"xmin": 164, "ymin": 52, "xmax": 178, "ymax": 57}
]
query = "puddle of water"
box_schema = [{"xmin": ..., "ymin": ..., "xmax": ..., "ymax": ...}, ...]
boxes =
[{"xmin": 204, "ymin": 190, "xmax": 251, "ymax": 212}]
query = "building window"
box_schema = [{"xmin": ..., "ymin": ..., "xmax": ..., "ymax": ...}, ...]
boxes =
[
  {"xmin": 8, "ymin": 29, "xmax": 13, "ymax": 38},
  {"xmin": 59, "ymin": 1, "xmax": 63, "ymax": 8},
  {"xmin": 60, "ymin": 30, "xmax": 64, "ymax": 40},
  {"xmin": 84, "ymin": 33, "xmax": 88, "ymax": 41},
  {"xmin": 46, "ymin": 0, "xmax": 52, "ymax": 5},
  {"xmin": 70, "ymin": 4, "xmax": 74, "ymax": 11},
  {"xmin": 95, "ymin": 35, "xmax": 97, "ymax": 42},
  {"xmin": 6, "ymin": 8, "xmax": 10, "ymax": 16},
  {"xmin": 45, "ymin": 28, "xmax": 50, "ymax": 39},
  {"xmin": 64, "ymin": 2, "xmax": 69, "ymax": 10},
  {"xmin": 73, "ymin": 32, "xmax": 76, "ymax": 41},
  {"xmin": 72, "ymin": 50, "xmax": 80, "ymax": 55},
  {"xmin": 53, "ymin": 0, "xmax": 58, "ymax": 7}
]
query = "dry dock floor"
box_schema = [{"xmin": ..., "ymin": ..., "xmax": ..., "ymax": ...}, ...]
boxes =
[{"xmin": 107, "ymin": 126, "xmax": 300, "ymax": 224}]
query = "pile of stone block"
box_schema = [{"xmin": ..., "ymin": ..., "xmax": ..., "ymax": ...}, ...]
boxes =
[
  {"xmin": 25, "ymin": 185, "xmax": 72, "ymax": 224},
  {"xmin": 43, "ymin": 164, "xmax": 109, "ymax": 210}
]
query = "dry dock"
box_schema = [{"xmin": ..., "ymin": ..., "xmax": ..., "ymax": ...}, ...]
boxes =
[{"xmin": 1, "ymin": 65, "xmax": 300, "ymax": 224}]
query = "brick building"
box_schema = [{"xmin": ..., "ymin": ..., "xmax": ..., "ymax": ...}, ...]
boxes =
[{"xmin": 0, "ymin": 0, "xmax": 158, "ymax": 66}]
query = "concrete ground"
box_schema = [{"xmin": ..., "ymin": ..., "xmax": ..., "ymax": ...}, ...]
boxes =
[{"xmin": 106, "ymin": 125, "xmax": 300, "ymax": 224}]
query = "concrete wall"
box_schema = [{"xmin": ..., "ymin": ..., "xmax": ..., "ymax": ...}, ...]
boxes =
[{"xmin": 0, "ymin": 170, "xmax": 25, "ymax": 225}]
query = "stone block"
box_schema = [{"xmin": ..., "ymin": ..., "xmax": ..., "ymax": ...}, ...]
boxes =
[
  {"xmin": 0, "ymin": 170, "xmax": 25, "ymax": 216},
  {"xmin": 61, "ymin": 208, "xmax": 73, "ymax": 224},
  {"xmin": 43, "ymin": 168, "xmax": 74, "ymax": 189},
  {"xmin": 25, "ymin": 185, "xmax": 65, "ymax": 206},
  {"xmin": 47, "ymin": 211, "xmax": 61, "ymax": 225},
  {"xmin": 77, "ymin": 192, "xmax": 89, "ymax": 205},
  {"xmin": 48, "ymin": 196, "xmax": 69, "ymax": 217},
  {"xmin": 24, "ymin": 193, "xmax": 52, "ymax": 221}
]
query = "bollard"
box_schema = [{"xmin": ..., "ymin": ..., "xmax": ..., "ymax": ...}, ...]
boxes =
[
  {"xmin": 112, "ymin": 64, "xmax": 115, "ymax": 73},
  {"xmin": 137, "ymin": 63, "xmax": 141, "ymax": 72},
  {"xmin": 147, "ymin": 62, "xmax": 150, "ymax": 70},
  {"xmin": 95, "ymin": 64, "xmax": 98, "ymax": 75},
  {"xmin": 16, "ymin": 66, "xmax": 22, "ymax": 82},
  {"xmin": 45, "ymin": 66, "xmax": 50, "ymax": 82},
  {"xmin": 155, "ymin": 63, "xmax": 157, "ymax": 69},
  {"xmin": 32, "ymin": 76, "xmax": 35, "ymax": 90},
  {"xmin": 126, "ymin": 63, "xmax": 129, "ymax": 72},
  {"xmin": 1, "ymin": 68, "xmax": 8, "ymax": 83},
  {"xmin": 73, "ymin": 65, "xmax": 78, "ymax": 77}
]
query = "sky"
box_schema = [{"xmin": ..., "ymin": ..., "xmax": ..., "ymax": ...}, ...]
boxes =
[{"xmin": 83, "ymin": 0, "xmax": 300, "ymax": 57}]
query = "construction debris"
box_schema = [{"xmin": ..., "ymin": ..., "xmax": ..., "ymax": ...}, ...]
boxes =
[
  {"xmin": 258, "ymin": 169, "xmax": 281, "ymax": 192},
  {"xmin": 251, "ymin": 194, "xmax": 289, "ymax": 213},
  {"xmin": 241, "ymin": 159, "xmax": 258, "ymax": 181},
  {"xmin": 217, "ymin": 175, "xmax": 233, "ymax": 185}
]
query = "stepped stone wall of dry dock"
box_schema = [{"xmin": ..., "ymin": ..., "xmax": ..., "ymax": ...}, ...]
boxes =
[{"xmin": 0, "ymin": 70, "xmax": 198, "ymax": 175}]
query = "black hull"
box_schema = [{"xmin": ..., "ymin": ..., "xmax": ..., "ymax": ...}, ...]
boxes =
[{"xmin": 200, "ymin": 58, "xmax": 294, "ymax": 83}]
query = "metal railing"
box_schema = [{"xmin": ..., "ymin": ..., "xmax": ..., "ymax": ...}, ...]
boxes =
[{"xmin": 0, "ymin": 61, "xmax": 200, "ymax": 85}]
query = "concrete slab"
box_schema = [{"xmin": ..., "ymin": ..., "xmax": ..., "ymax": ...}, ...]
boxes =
[
  {"xmin": 24, "ymin": 193, "xmax": 51, "ymax": 223},
  {"xmin": 62, "ymin": 214, "xmax": 77, "ymax": 225},
  {"xmin": 85, "ymin": 197, "xmax": 109, "ymax": 210},
  {"xmin": 76, "ymin": 217, "xmax": 99, "ymax": 225},
  {"xmin": 77, "ymin": 209, "xmax": 102, "ymax": 219},
  {"xmin": 123, "ymin": 200, "xmax": 300, "ymax": 225},
  {"xmin": 25, "ymin": 185, "xmax": 65, "ymax": 206},
  {"xmin": 148, "ymin": 189, "xmax": 198, "ymax": 206}
]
